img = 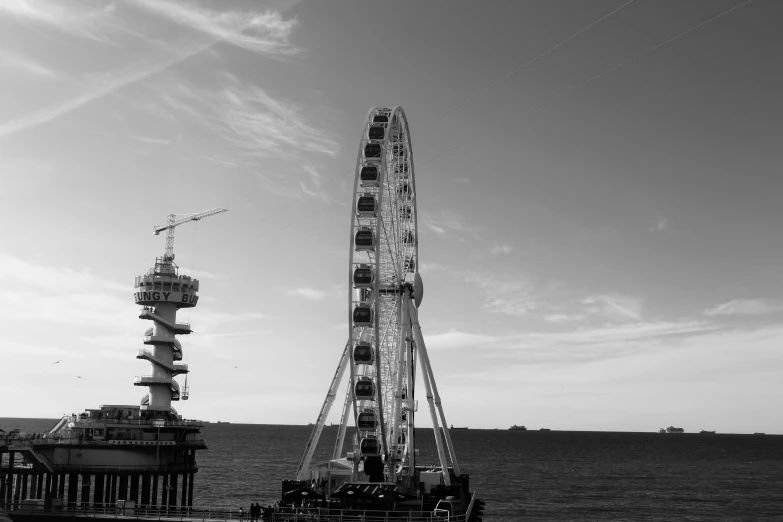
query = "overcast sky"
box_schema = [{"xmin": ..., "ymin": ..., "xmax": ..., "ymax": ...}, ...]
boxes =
[{"xmin": 1, "ymin": 0, "xmax": 781, "ymax": 434}]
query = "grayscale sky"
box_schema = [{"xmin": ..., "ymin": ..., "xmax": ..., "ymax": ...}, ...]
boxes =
[{"xmin": 1, "ymin": 0, "xmax": 781, "ymax": 433}]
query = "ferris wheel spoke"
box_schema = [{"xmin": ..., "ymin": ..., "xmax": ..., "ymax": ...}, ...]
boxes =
[{"xmin": 379, "ymin": 217, "xmax": 400, "ymax": 281}]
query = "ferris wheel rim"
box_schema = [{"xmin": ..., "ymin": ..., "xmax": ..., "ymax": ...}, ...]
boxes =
[{"xmin": 348, "ymin": 106, "xmax": 418, "ymax": 461}]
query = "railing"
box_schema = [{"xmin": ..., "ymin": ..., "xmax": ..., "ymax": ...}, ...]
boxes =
[
  {"xmin": 135, "ymin": 376, "xmax": 175, "ymax": 385},
  {"xmin": 46, "ymin": 464, "xmax": 199, "ymax": 473},
  {"xmin": 0, "ymin": 501, "xmax": 464, "ymax": 522},
  {"xmin": 139, "ymin": 309, "xmax": 191, "ymax": 331},
  {"xmin": 2, "ymin": 437, "xmax": 207, "ymax": 448},
  {"xmin": 2, "ymin": 418, "xmax": 205, "ymax": 432}
]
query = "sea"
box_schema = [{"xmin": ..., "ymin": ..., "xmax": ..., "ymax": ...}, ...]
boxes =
[{"xmin": 2, "ymin": 418, "xmax": 782, "ymax": 521}]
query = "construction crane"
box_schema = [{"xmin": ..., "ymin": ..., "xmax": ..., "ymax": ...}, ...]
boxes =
[{"xmin": 154, "ymin": 208, "xmax": 228, "ymax": 261}]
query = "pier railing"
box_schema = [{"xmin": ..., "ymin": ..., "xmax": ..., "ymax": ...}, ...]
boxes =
[{"xmin": 0, "ymin": 501, "xmax": 463, "ymax": 521}]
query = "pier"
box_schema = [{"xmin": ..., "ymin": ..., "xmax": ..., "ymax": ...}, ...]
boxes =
[{"xmin": 1, "ymin": 421, "xmax": 204, "ymax": 512}]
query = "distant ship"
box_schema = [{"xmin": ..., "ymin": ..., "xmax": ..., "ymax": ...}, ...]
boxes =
[
  {"xmin": 450, "ymin": 424, "xmax": 468, "ymax": 430},
  {"xmin": 539, "ymin": 428, "xmax": 551, "ymax": 432},
  {"xmin": 658, "ymin": 428, "xmax": 666, "ymax": 433},
  {"xmin": 509, "ymin": 425, "xmax": 527, "ymax": 431},
  {"xmin": 666, "ymin": 426, "xmax": 684, "ymax": 433},
  {"xmin": 216, "ymin": 421, "xmax": 231, "ymax": 424},
  {"xmin": 699, "ymin": 430, "xmax": 716, "ymax": 434},
  {"xmin": 754, "ymin": 432, "xmax": 766, "ymax": 435}
]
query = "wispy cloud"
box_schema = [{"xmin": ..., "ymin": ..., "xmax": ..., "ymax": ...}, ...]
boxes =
[
  {"xmin": 287, "ymin": 288, "xmax": 326, "ymax": 300},
  {"xmin": 218, "ymin": 76, "xmax": 340, "ymax": 158},
  {"xmin": 581, "ymin": 294, "xmax": 642, "ymax": 322},
  {"xmin": 0, "ymin": 252, "xmax": 133, "ymax": 328},
  {"xmin": 426, "ymin": 330, "xmax": 502, "ymax": 350},
  {"xmin": 490, "ymin": 244, "xmax": 513, "ymax": 256},
  {"xmin": 704, "ymin": 299, "xmax": 783, "ymax": 316},
  {"xmin": 135, "ymin": 0, "xmax": 301, "ymax": 57},
  {"xmin": 0, "ymin": 50, "xmax": 56, "ymax": 77},
  {"xmin": 424, "ymin": 321, "xmax": 716, "ymax": 364},
  {"xmin": 297, "ymin": 165, "xmax": 340, "ymax": 204},
  {"xmin": 160, "ymin": 73, "xmax": 339, "ymax": 161},
  {"xmin": 483, "ymin": 286, "xmax": 539, "ymax": 316},
  {"xmin": 0, "ymin": 2, "xmax": 302, "ymax": 138},
  {"xmin": 419, "ymin": 210, "xmax": 482, "ymax": 241},
  {"xmin": 649, "ymin": 217, "xmax": 668, "ymax": 232},
  {"xmin": 0, "ymin": 0, "xmax": 120, "ymax": 42},
  {"xmin": 0, "ymin": 42, "xmax": 213, "ymax": 138},
  {"xmin": 419, "ymin": 262, "xmax": 447, "ymax": 274},
  {"xmin": 463, "ymin": 267, "xmax": 646, "ymax": 326},
  {"xmin": 0, "ymin": 252, "xmax": 126, "ymax": 294},
  {"xmin": 127, "ymin": 134, "xmax": 173, "ymax": 146},
  {"xmin": 543, "ymin": 313, "xmax": 582, "ymax": 323},
  {"xmin": 461, "ymin": 270, "xmax": 543, "ymax": 316}
]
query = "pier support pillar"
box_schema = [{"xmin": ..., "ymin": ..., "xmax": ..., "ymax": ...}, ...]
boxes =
[
  {"xmin": 14, "ymin": 473, "xmax": 23, "ymax": 501},
  {"xmin": 118, "ymin": 474, "xmax": 128, "ymax": 501},
  {"xmin": 169, "ymin": 473, "xmax": 177, "ymax": 506},
  {"xmin": 140, "ymin": 474, "xmax": 150, "ymax": 506},
  {"xmin": 103, "ymin": 475, "xmax": 111, "ymax": 505},
  {"xmin": 50, "ymin": 473, "xmax": 58, "ymax": 500},
  {"xmin": 109, "ymin": 473, "xmax": 117, "ymax": 504},
  {"xmin": 160, "ymin": 474, "xmax": 168, "ymax": 506},
  {"xmin": 187, "ymin": 472, "xmax": 194, "ymax": 508},
  {"xmin": 93, "ymin": 474, "xmax": 104, "ymax": 507},
  {"xmin": 36, "ymin": 474, "xmax": 43, "ymax": 498},
  {"xmin": 130, "ymin": 474, "xmax": 139, "ymax": 503},
  {"xmin": 29, "ymin": 474, "xmax": 37, "ymax": 499},
  {"xmin": 44, "ymin": 473, "xmax": 51, "ymax": 500},
  {"xmin": 151, "ymin": 474, "xmax": 159, "ymax": 506},
  {"xmin": 67, "ymin": 473, "xmax": 78, "ymax": 504},
  {"xmin": 180, "ymin": 473, "xmax": 188, "ymax": 507},
  {"xmin": 80, "ymin": 473, "xmax": 90, "ymax": 506},
  {"xmin": 57, "ymin": 473, "xmax": 65, "ymax": 499},
  {"xmin": 5, "ymin": 452, "xmax": 14, "ymax": 501},
  {"xmin": 21, "ymin": 473, "xmax": 28, "ymax": 501}
]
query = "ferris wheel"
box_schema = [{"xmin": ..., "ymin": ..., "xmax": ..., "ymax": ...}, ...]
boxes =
[{"xmin": 296, "ymin": 106, "xmax": 461, "ymax": 491}]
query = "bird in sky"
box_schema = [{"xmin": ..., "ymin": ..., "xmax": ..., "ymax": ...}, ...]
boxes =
[
  {"xmin": 76, "ymin": 376, "xmax": 82, "ymax": 379},
  {"xmin": 53, "ymin": 360, "xmax": 62, "ymax": 365}
]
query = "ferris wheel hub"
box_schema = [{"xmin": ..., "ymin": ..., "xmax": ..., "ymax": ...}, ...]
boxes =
[{"xmin": 414, "ymin": 273, "xmax": 424, "ymax": 308}]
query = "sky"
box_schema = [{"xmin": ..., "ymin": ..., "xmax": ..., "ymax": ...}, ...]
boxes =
[{"xmin": 0, "ymin": 0, "xmax": 781, "ymax": 435}]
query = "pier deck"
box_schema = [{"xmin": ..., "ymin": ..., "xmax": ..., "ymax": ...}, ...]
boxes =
[{"xmin": 2, "ymin": 503, "xmax": 460, "ymax": 522}]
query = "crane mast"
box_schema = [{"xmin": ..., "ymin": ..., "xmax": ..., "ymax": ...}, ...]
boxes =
[{"xmin": 154, "ymin": 208, "xmax": 228, "ymax": 262}]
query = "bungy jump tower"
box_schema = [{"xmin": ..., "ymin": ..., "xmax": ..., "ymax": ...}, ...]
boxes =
[{"xmin": 0, "ymin": 209, "xmax": 226, "ymax": 516}]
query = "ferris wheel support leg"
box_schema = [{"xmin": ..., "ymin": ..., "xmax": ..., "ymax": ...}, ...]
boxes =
[
  {"xmin": 296, "ymin": 340, "xmax": 351, "ymax": 481},
  {"xmin": 333, "ymin": 375, "xmax": 354, "ymax": 460},
  {"xmin": 417, "ymin": 347, "xmax": 451, "ymax": 486},
  {"xmin": 406, "ymin": 338, "xmax": 416, "ymax": 477},
  {"xmin": 388, "ymin": 299, "xmax": 411, "ymax": 484},
  {"xmin": 408, "ymin": 300, "xmax": 462, "ymax": 478}
]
